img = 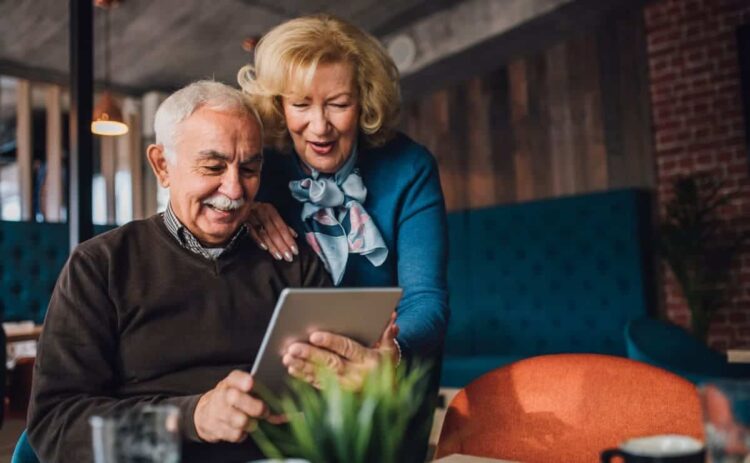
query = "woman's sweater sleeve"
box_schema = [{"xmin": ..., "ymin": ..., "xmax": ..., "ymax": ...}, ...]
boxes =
[{"xmin": 394, "ymin": 148, "xmax": 450, "ymax": 359}]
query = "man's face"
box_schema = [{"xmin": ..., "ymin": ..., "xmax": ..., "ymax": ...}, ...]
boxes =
[{"xmin": 148, "ymin": 107, "xmax": 263, "ymax": 246}]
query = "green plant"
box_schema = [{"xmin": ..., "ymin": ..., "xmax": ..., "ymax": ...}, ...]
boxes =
[
  {"xmin": 251, "ymin": 358, "xmax": 433, "ymax": 463},
  {"xmin": 659, "ymin": 171, "xmax": 747, "ymax": 341}
]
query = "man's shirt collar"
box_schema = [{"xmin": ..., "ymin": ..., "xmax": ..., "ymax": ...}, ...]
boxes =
[{"xmin": 162, "ymin": 203, "xmax": 245, "ymax": 260}]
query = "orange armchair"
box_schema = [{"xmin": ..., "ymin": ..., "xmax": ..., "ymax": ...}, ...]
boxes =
[{"xmin": 435, "ymin": 354, "xmax": 703, "ymax": 462}]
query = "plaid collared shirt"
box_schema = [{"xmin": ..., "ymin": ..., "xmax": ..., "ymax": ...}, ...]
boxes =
[{"xmin": 162, "ymin": 203, "xmax": 245, "ymax": 260}]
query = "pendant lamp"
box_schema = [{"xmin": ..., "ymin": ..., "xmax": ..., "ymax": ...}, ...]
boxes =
[{"xmin": 91, "ymin": 0, "xmax": 128, "ymax": 136}]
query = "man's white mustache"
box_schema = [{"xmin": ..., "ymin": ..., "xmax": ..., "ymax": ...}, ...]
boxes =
[{"xmin": 203, "ymin": 194, "xmax": 246, "ymax": 211}]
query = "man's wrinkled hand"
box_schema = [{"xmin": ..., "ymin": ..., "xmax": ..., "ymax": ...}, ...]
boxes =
[{"xmin": 194, "ymin": 370, "xmax": 270, "ymax": 443}]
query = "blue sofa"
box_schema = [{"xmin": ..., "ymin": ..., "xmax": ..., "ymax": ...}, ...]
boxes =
[
  {"xmin": 441, "ymin": 189, "xmax": 657, "ymax": 387},
  {"xmin": 626, "ymin": 317, "xmax": 750, "ymax": 383},
  {"xmin": 0, "ymin": 221, "xmax": 114, "ymax": 323}
]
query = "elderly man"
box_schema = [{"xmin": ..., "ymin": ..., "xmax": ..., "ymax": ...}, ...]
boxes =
[{"xmin": 27, "ymin": 81, "xmax": 331, "ymax": 462}]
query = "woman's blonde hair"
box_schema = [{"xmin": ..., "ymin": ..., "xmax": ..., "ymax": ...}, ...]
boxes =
[{"xmin": 238, "ymin": 14, "xmax": 401, "ymax": 149}]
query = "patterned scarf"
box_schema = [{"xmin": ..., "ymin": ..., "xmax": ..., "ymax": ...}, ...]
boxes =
[{"xmin": 289, "ymin": 147, "xmax": 388, "ymax": 284}]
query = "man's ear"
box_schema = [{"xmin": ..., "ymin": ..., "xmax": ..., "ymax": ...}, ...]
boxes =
[{"xmin": 146, "ymin": 144, "xmax": 171, "ymax": 188}]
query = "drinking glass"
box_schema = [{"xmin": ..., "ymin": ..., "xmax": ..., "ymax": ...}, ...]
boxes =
[
  {"xmin": 89, "ymin": 404, "xmax": 180, "ymax": 463},
  {"xmin": 701, "ymin": 379, "xmax": 750, "ymax": 463}
]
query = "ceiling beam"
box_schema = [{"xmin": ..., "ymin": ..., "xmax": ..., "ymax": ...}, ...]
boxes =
[
  {"xmin": 371, "ymin": 0, "xmax": 465, "ymax": 37},
  {"xmin": 384, "ymin": 0, "xmax": 576, "ymax": 78},
  {"xmin": 390, "ymin": 0, "xmax": 650, "ymax": 101},
  {"xmin": 0, "ymin": 60, "xmax": 167, "ymax": 97}
]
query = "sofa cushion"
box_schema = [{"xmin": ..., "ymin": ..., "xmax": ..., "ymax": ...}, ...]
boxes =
[{"xmin": 0, "ymin": 221, "xmax": 115, "ymax": 323}]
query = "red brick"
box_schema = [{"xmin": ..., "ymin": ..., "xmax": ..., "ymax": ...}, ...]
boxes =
[
  {"xmin": 668, "ymin": 313, "xmax": 690, "ymax": 326},
  {"xmin": 710, "ymin": 325, "xmax": 735, "ymax": 338},
  {"xmin": 709, "ymin": 338, "xmax": 729, "ymax": 351},
  {"xmin": 696, "ymin": 153, "xmax": 715, "ymax": 165},
  {"xmin": 729, "ymin": 164, "xmax": 749, "ymax": 175},
  {"xmin": 648, "ymin": 0, "xmax": 750, "ymax": 343}
]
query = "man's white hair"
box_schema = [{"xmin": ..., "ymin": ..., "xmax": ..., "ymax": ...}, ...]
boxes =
[{"xmin": 154, "ymin": 80, "xmax": 263, "ymax": 163}]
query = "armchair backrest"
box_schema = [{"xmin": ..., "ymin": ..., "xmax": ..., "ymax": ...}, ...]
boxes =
[{"xmin": 436, "ymin": 353, "xmax": 703, "ymax": 463}]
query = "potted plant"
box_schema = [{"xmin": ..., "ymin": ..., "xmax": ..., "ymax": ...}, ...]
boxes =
[
  {"xmin": 659, "ymin": 171, "xmax": 747, "ymax": 341},
  {"xmin": 251, "ymin": 358, "xmax": 433, "ymax": 463}
]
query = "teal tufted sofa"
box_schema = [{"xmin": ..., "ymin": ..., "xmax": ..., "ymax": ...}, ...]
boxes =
[
  {"xmin": 442, "ymin": 189, "xmax": 656, "ymax": 387},
  {"xmin": 0, "ymin": 221, "xmax": 115, "ymax": 323}
]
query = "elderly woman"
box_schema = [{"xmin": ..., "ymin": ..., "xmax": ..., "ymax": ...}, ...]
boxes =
[{"xmin": 238, "ymin": 14, "xmax": 448, "ymax": 385}]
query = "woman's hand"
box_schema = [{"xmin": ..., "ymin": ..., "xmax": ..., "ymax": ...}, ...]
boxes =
[
  {"xmin": 246, "ymin": 202, "xmax": 299, "ymax": 262},
  {"xmin": 282, "ymin": 313, "xmax": 400, "ymax": 390}
]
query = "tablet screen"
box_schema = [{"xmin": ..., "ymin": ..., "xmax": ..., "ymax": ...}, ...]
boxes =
[{"xmin": 250, "ymin": 287, "xmax": 402, "ymax": 394}]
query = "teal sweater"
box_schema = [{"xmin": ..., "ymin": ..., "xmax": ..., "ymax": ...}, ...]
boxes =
[{"xmin": 258, "ymin": 133, "xmax": 449, "ymax": 358}]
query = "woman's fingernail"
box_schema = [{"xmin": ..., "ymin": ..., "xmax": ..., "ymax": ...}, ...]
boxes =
[
  {"xmin": 274, "ymin": 252, "xmax": 282, "ymax": 260},
  {"xmin": 291, "ymin": 245, "xmax": 299, "ymax": 255},
  {"xmin": 259, "ymin": 242, "xmax": 268, "ymax": 251},
  {"xmin": 284, "ymin": 252, "xmax": 293, "ymax": 262}
]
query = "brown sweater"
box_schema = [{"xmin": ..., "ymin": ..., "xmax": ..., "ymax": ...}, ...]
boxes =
[{"xmin": 27, "ymin": 214, "xmax": 331, "ymax": 463}]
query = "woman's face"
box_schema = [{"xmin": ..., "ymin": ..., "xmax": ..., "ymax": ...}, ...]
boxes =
[{"xmin": 282, "ymin": 61, "xmax": 360, "ymax": 174}]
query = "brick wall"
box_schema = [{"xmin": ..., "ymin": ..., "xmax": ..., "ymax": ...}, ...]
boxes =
[{"xmin": 645, "ymin": 0, "xmax": 750, "ymax": 349}]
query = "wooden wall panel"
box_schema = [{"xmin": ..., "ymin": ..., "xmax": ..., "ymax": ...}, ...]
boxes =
[
  {"xmin": 16, "ymin": 79, "xmax": 33, "ymax": 220},
  {"xmin": 546, "ymin": 42, "xmax": 577, "ymax": 197},
  {"xmin": 465, "ymin": 76, "xmax": 496, "ymax": 208},
  {"xmin": 525, "ymin": 53, "xmax": 552, "ymax": 200},
  {"xmin": 402, "ymin": 13, "xmax": 654, "ymax": 211},
  {"xmin": 508, "ymin": 59, "xmax": 533, "ymax": 202},
  {"xmin": 45, "ymin": 84, "xmax": 63, "ymax": 222},
  {"xmin": 485, "ymin": 68, "xmax": 515, "ymax": 204}
]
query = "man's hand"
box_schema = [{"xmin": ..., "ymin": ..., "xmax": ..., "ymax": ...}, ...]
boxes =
[
  {"xmin": 282, "ymin": 312, "xmax": 400, "ymax": 390},
  {"xmin": 194, "ymin": 370, "xmax": 269, "ymax": 443}
]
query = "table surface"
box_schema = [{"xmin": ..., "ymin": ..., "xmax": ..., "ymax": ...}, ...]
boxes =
[
  {"xmin": 727, "ymin": 348, "xmax": 750, "ymax": 363},
  {"xmin": 434, "ymin": 454, "xmax": 516, "ymax": 463},
  {"xmin": 4, "ymin": 323, "xmax": 43, "ymax": 343}
]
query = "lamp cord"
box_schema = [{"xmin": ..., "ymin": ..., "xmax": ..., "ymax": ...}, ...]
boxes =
[{"xmin": 104, "ymin": 7, "xmax": 111, "ymax": 86}]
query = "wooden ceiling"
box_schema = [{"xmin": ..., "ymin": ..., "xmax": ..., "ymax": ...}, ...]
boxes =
[{"xmin": 0, "ymin": 0, "xmax": 462, "ymax": 94}]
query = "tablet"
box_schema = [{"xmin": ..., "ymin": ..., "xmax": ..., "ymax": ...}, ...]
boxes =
[{"xmin": 251, "ymin": 287, "xmax": 402, "ymax": 394}]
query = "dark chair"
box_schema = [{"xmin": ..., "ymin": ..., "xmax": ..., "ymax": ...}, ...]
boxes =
[{"xmin": 625, "ymin": 317, "xmax": 750, "ymax": 383}]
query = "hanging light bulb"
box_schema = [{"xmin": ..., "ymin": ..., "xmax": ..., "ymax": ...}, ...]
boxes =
[
  {"xmin": 92, "ymin": 91, "xmax": 127, "ymax": 135},
  {"xmin": 92, "ymin": 0, "xmax": 128, "ymax": 136}
]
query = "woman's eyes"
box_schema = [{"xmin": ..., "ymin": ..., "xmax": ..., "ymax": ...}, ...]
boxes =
[{"xmin": 290, "ymin": 102, "xmax": 352, "ymax": 109}]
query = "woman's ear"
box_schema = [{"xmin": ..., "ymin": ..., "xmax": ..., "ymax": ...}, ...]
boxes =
[{"xmin": 146, "ymin": 144, "xmax": 171, "ymax": 188}]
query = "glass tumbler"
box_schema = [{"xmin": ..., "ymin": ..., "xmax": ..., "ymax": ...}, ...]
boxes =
[{"xmin": 89, "ymin": 404, "xmax": 180, "ymax": 463}]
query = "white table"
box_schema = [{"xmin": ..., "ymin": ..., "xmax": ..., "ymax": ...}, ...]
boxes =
[{"xmin": 727, "ymin": 348, "xmax": 750, "ymax": 363}]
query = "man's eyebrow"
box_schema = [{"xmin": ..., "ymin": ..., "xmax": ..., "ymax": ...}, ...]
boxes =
[
  {"xmin": 197, "ymin": 150, "xmax": 230, "ymax": 161},
  {"xmin": 196, "ymin": 151, "xmax": 263, "ymax": 164}
]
